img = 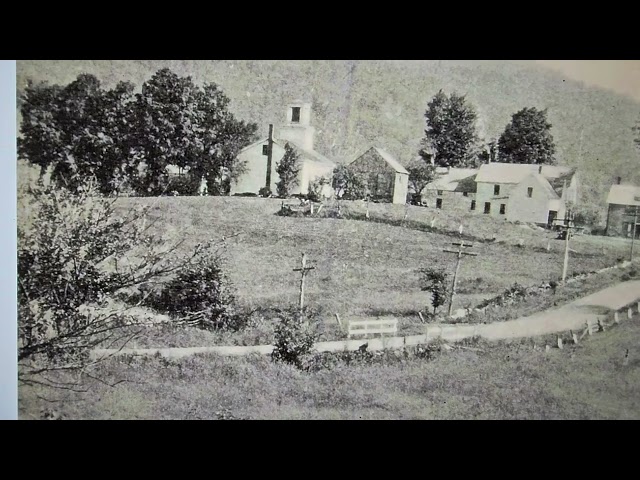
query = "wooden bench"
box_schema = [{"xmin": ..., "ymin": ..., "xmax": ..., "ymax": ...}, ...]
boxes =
[{"xmin": 348, "ymin": 318, "xmax": 398, "ymax": 339}]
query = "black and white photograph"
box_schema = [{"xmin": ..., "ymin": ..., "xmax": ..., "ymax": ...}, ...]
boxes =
[{"xmin": 12, "ymin": 60, "xmax": 640, "ymax": 420}]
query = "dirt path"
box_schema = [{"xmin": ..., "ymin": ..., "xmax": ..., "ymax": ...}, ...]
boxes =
[
  {"xmin": 91, "ymin": 280, "xmax": 640, "ymax": 359},
  {"xmin": 477, "ymin": 280, "xmax": 640, "ymax": 340}
]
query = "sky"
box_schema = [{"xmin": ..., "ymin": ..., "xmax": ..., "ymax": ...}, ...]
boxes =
[{"xmin": 528, "ymin": 60, "xmax": 640, "ymax": 102}]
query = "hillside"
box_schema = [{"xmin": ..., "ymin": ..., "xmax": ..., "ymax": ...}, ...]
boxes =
[
  {"xmin": 16, "ymin": 60, "xmax": 640, "ymax": 209},
  {"xmin": 104, "ymin": 196, "xmax": 630, "ymax": 320}
]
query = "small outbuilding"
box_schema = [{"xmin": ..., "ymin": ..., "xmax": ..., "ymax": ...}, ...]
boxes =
[
  {"xmin": 346, "ymin": 146, "xmax": 409, "ymax": 204},
  {"xmin": 605, "ymin": 180, "xmax": 640, "ymax": 237}
]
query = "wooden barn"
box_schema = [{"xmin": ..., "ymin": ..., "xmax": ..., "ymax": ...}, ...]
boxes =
[{"xmin": 346, "ymin": 146, "xmax": 409, "ymax": 204}]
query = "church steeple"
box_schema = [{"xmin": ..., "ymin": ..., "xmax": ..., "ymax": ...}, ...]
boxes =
[{"xmin": 278, "ymin": 101, "xmax": 315, "ymax": 150}]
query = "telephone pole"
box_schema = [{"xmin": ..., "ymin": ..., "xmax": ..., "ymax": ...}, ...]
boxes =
[
  {"xmin": 265, "ymin": 124, "xmax": 274, "ymax": 190},
  {"xmin": 293, "ymin": 253, "xmax": 315, "ymax": 311},
  {"xmin": 558, "ymin": 209, "xmax": 583, "ymax": 284},
  {"xmin": 623, "ymin": 206, "xmax": 640, "ymax": 261},
  {"xmin": 442, "ymin": 241, "xmax": 478, "ymax": 316}
]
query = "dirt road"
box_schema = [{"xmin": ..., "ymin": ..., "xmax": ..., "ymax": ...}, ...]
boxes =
[
  {"xmin": 91, "ymin": 280, "xmax": 640, "ymax": 359},
  {"xmin": 478, "ymin": 280, "xmax": 640, "ymax": 340}
]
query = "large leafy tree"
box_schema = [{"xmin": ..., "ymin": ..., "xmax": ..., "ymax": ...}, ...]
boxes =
[
  {"xmin": 18, "ymin": 75, "xmax": 136, "ymax": 194},
  {"xmin": 192, "ymin": 84, "xmax": 258, "ymax": 195},
  {"xmin": 420, "ymin": 90, "xmax": 480, "ymax": 168},
  {"xmin": 497, "ymin": 107, "xmax": 556, "ymax": 164},
  {"xmin": 19, "ymin": 68, "xmax": 258, "ymax": 197},
  {"xmin": 132, "ymin": 70, "xmax": 257, "ymax": 196},
  {"xmin": 131, "ymin": 69, "xmax": 205, "ymax": 196}
]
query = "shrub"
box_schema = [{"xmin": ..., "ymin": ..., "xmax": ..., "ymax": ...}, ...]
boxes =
[
  {"xmin": 332, "ymin": 164, "xmax": 365, "ymax": 200},
  {"xmin": 308, "ymin": 176, "xmax": 330, "ymax": 202},
  {"xmin": 166, "ymin": 174, "xmax": 201, "ymax": 196},
  {"xmin": 271, "ymin": 307, "xmax": 317, "ymax": 370},
  {"xmin": 17, "ymin": 176, "xmax": 230, "ymax": 389},
  {"xmin": 258, "ymin": 187, "xmax": 272, "ymax": 198},
  {"xmin": 275, "ymin": 143, "xmax": 300, "ymax": 198},
  {"xmin": 419, "ymin": 268, "xmax": 449, "ymax": 314},
  {"xmin": 152, "ymin": 251, "xmax": 238, "ymax": 331}
]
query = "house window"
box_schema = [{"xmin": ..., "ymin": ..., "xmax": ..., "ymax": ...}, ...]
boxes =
[
  {"xmin": 436, "ymin": 198, "xmax": 443, "ymax": 209},
  {"xmin": 484, "ymin": 202, "xmax": 491, "ymax": 214},
  {"xmin": 262, "ymin": 145, "xmax": 269, "ymax": 156},
  {"xmin": 494, "ymin": 185, "xmax": 500, "ymax": 196},
  {"xmin": 437, "ymin": 190, "xmax": 443, "ymax": 196},
  {"xmin": 291, "ymin": 107, "xmax": 301, "ymax": 123},
  {"xmin": 500, "ymin": 204, "xmax": 506, "ymax": 215},
  {"xmin": 527, "ymin": 187, "xmax": 533, "ymax": 198},
  {"xmin": 463, "ymin": 192, "xmax": 468, "ymax": 197},
  {"xmin": 470, "ymin": 200, "xmax": 476, "ymax": 211}
]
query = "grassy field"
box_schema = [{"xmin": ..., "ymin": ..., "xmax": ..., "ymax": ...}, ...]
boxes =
[
  {"xmin": 118, "ymin": 196, "xmax": 632, "ymax": 322},
  {"xmin": 19, "ymin": 312, "xmax": 640, "ymax": 420}
]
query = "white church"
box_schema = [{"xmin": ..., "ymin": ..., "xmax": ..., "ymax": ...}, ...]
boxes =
[{"xmin": 230, "ymin": 102, "xmax": 336, "ymax": 197}]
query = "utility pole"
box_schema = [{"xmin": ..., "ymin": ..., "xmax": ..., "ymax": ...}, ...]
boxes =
[
  {"xmin": 443, "ymin": 241, "xmax": 478, "ymax": 316},
  {"xmin": 623, "ymin": 206, "xmax": 640, "ymax": 261},
  {"xmin": 265, "ymin": 124, "xmax": 274, "ymax": 191},
  {"xmin": 293, "ymin": 253, "xmax": 315, "ymax": 311},
  {"xmin": 558, "ymin": 209, "xmax": 583, "ymax": 284}
]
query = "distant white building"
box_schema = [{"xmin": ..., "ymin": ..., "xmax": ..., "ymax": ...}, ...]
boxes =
[
  {"xmin": 474, "ymin": 163, "xmax": 578, "ymax": 226},
  {"xmin": 230, "ymin": 102, "xmax": 335, "ymax": 197}
]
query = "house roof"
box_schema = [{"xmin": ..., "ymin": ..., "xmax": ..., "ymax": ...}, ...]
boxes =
[
  {"xmin": 547, "ymin": 168, "xmax": 578, "ymax": 196},
  {"xmin": 606, "ymin": 184, "xmax": 640, "ymax": 206},
  {"xmin": 238, "ymin": 137, "xmax": 335, "ymax": 167},
  {"xmin": 527, "ymin": 173, "xmax": 561, "ymax": 199},
  {"xmin": 349, "ymin": 146, "xmax": 409, "ymax": 175},
  {"xmin": 427, "ymin": 168, "xmax": 479, "ymax": 192},
  {"xmin": 476, "ymin": 163, "xmax": 576, "ymax": 186}
]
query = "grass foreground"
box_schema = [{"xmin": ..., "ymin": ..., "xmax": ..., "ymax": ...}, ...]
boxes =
[{"xmin": 19, "ymin": 311, "xmax": 640, "ymax": 420}]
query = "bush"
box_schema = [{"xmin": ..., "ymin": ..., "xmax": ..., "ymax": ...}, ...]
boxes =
[
  {"xmin": 418, "ymin": 268, "xmax": 449, "ymax": 314},
  {"xmin": 17, "ymin": 176, "xmax": 231, "ymax": 388},
  {"xmin": 258, "ymin": 187, "xmax": 272, "ymax": 198},
  {"xmin": 271, "ymin": 308, "xmax": 317, "ymax": 370},
  {"xmin": 275, "ymin": 143, "xmax": 301, "ymax": 198},
  {"xmin": 233, "ymin": 192, "xmax": 258, "ymax": 197},
  {"xmin": 166, "ymin": 174, "xmax": 201, "ymax": 196},
  {"xmin": 152, "ymin": 252, "xmax": 238, "ymax": 331},
  {"xmin": 308, "ymin": 176, "xmax": 330, "ymax": 202}
]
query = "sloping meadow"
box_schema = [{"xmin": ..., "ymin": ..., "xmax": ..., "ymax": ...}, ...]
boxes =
[{"xmin": 112, "ymin": 196, "xmax": 630, "ymax": 324}]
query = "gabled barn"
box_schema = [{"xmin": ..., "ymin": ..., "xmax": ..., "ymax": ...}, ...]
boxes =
[{"xmin": 346, "ymin": 146, "xmax": 409, "ymax": 204}]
